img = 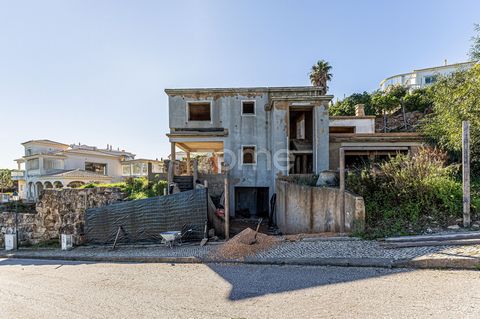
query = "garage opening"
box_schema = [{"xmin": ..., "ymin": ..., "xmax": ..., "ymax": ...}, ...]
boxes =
[{"xmin": 234, "ymin": 187, "xmax": 269, "ymax": 218}]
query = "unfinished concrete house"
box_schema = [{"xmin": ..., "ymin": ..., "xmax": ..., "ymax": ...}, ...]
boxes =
[
  {"xmin": 166, "ymin": 87, "xmax": 330, "ymax": 216},
  {"xmin": 166, "ymin": 87, "xmax": 422, "ymax": 235}
]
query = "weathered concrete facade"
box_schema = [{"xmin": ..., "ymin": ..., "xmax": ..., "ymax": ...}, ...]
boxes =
[
  {"xmin": 275, "ymin": 180, "xmax": 365, "ymax": 234},
  {"xmin": 166, "ymin": 87, "xmax": 332, "ymax": 217}
]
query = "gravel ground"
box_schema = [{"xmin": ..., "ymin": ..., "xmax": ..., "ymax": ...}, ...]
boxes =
[{"xmin": 1, "ymin": 259, "xmax": 480, "ymax": 318}]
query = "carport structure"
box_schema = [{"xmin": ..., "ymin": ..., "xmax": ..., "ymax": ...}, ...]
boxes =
[{"xmin": 167, "ymin": 129, "xmax": 226, "ymax": 175}]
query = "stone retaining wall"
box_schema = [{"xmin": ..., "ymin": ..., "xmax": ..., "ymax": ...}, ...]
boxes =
[
  {"xmin": 0, "ymin": 187, "xmax": 125, "ymax": 247},
  {"xmin": 0, "ymin": 212, "xmax": 39, "ymax": 247},
  {"xmin": 275, "ymin": 180, "xmax": 365, "ymax": 234}
]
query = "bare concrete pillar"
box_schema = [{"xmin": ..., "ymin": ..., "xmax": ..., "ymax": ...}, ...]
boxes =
[
  {"xmin": 339, "ymin": 147, "xmax": 346, "ymax": 233},
  {"xmin": 224, "ymin": 175, "xmax": 230, "ymax": 240},
  {"xmin": 313, "ymin": 102, "xmax": 330, "ymax": 173},
  {"xmin": 170, "ymin": 142, "xmax": 176, "ymax": 162}
]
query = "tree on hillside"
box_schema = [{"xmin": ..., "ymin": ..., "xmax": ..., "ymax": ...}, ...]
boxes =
[
  {"xmin": 309, "ymin": 60, "xmax": 332, "ymax": 94},
  {"xmin": 330, "ymin": 91, "xmax": 375, "ymax": 116},
  {"xmin": 422, "ymin": 64, "xmax": 480, "ymax": 176},
  {"xmin": 403, "ymin": 87, "xmax": 434, "ymax": 113},
  {"xmin": 371, "ymin": 90, "xmax": 401, "ymax": 132},
  {"xmin": 0, "ymin": 169, "xmax": 13, "ymax": 193},
  {"xmin": 470, "ymin": 23, "xmax": 480, "ymax": 62}
]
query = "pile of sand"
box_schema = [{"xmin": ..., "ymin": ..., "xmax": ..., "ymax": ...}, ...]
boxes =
[{"xmin": 212, "ymin": 228, "xmax": 280, "ymax": 260}]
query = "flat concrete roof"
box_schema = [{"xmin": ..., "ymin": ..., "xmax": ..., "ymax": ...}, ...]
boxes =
[{"xmin": 165, "ymin": 86, "xmax": 331, "ymax": 95}]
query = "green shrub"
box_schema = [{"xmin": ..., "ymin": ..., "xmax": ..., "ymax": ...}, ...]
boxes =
[
  {"xmin": 81, "ymin": 177, "xmax": 168, "ymax": 200},
  {"xmin": 347, "ymin": 148, "xmax": 479, "ymax": 238},
  {"xmin": 81, "ymin": 182, "xmax": 127, "ymax": 189}
]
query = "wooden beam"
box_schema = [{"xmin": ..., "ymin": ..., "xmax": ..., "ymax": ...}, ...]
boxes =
[{"xmin": 463, "ymin": 121, "xmax": 471, "ymax": 228}]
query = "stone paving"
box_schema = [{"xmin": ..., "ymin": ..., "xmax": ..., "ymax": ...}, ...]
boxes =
[
  {"xmin": 1, "ymin": 243, "xmax": 217, "ymax": 260},
  {"xmin": 2, "ymin": 238, "xmax": 480, "ymax": 267},
  {"xmin": 254, "ymin": 239, "xmax": 453, "ymax": 260}
]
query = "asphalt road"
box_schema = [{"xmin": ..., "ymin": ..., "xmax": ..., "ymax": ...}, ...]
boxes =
[{"xmin": 1, "ymin": 258, "xmax": 479, "ymax": 319}]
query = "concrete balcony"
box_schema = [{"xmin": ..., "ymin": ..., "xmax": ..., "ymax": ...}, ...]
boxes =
[{"xmin": 11, "ymin": 170, "xmax": 25, "ymax": 180}]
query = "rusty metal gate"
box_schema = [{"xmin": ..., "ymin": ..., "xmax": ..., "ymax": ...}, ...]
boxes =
[{"xmin": 85, "ymin": 189, "xmax": 207, "ymax": 244}]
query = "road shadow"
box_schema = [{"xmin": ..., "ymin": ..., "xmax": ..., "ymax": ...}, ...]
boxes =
[{"xmin": 207, "ymin": 263, "xmax": 412, "ymax": 301}]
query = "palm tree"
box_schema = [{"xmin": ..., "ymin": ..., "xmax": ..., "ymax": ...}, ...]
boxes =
[{"xmin": 309, "ymin": 60, "xmax": 333, "ymax": 94}]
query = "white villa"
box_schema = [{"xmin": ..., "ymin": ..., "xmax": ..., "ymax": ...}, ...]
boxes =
[
  {"xmin": 12, "ymin": 140, "xmax": 162, "ymax": 201},
  {"xmin": 379, "ymin": 61, "xmax": 474, "ymax": 91}
]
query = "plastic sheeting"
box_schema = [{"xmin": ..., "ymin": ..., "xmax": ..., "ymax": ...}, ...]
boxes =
[{"xmin": 85, "ymin": 189, "xmax": 208, "ymax": 244}]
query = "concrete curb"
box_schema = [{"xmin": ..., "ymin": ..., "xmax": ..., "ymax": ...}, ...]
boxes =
[
  {"xmin": 2, "ymin": 252, "xmax": 479, "ymax": 270},
  {"xmin": 0, "ymin": 253, "xmax": 202, "ymax": 264},
  {"xmin": 400, "ymin": 257, "xmax": 480, "ymax": 270}
]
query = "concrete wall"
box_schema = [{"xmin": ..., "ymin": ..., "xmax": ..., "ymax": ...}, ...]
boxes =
[
  {"xmin": 198, "ymin": 173, "xmax": 224, "ymax": 198},
  {"xmin": 23, "ymin": 142, "xmax": 67, "ymax": 156},
  {"xmin": 330, "ymin": 118, "xmax": 375, "ymax": 133},
  {"xmin": 275, "ymin": 180, "xmax": 365, "ymax": 234},
  {"xmin": 64, "ymin": 154, "xmax": 123, "ymax": 178}
]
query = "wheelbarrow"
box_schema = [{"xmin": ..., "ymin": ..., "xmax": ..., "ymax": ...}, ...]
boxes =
[{"xmin": 160, "ymin": 229, "xmax": 192, "ymax": 248}]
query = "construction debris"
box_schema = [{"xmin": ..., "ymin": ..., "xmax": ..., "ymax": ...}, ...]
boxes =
[{"xmin": 211, "ymin": 228, "xmax": 280, "ymax": 260}]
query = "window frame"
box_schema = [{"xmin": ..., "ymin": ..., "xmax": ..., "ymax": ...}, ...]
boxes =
[
  {"xmin": 186, "ymin": 101, "xmax": 213, "ymax": 123},
  {"xmin": 241, "ymin": 145, "xmax": 257, "ymax": 165},
  {"xmin": 85, "ymin": 162, "xmax": 108, "ymax": 175},
  {"xmin": 241, "ymin": 100, "xmax": 256, "ymax": 116},
  {"xmin": 122, "ymin": 164, "xmax": 132, "ymax": 176},
  {"xmin": 424, "ymin": 75, "xmax": 437, "ymax": 85}
]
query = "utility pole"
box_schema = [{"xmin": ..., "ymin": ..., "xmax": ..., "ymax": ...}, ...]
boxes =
[{"xmin": 463, "ymin": 121, "xmax": 471, "ymax": 228}]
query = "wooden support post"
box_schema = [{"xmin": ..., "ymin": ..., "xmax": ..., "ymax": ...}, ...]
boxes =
[
  {"xmin": 168, "ymin": 142, "xmax": 176, "ymax": 195},
  {"xmin": 339, "ymin": 147, "xmax": 345, "ymax": 233},
  {"xmin": 186, "ymin": 152, "xmax": 191, "ymax": 175},
  {"xmin": 463, "ymin": 121, "xmax": 471, "ymax": 228},
  {"xmin": 193, "ymin": 159, "xmax": 198, "ymax": 188},
  {"xmin": 167, "ymin": 160, "xmax": 174, "ymax": 194},
  {"xmin": 112, "ymin": 226, "xmax": 123, "ymax": 250},
  {"xmin": 224, "ymin": 175, "xmax": 230, "ymax": 240}
]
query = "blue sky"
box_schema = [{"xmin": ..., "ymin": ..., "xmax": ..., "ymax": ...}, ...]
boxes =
[{"xmin": 0, "ymin": 0, "xmax": 478, "ymax": 168}]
